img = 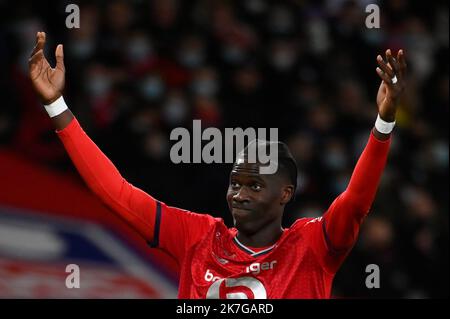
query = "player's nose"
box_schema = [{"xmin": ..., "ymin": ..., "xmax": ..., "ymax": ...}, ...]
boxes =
[{"xmin": 233, "ymin": 187, "xmax": 251, "ymax": 203}]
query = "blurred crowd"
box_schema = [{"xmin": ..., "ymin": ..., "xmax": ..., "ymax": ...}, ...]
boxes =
[{"xmin": 0, "ymin": 0, "xmax": 448, "ymax": 298}]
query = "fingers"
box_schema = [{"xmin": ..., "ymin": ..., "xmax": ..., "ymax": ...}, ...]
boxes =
[
  {"xmin": 377, "ymin": 48, "xmax": 408, "ymax": 85},
  {"xmin": 29, "ymin": 49, "xmax": 44, "ymax": 67},
  {"xmin": 397, "ymin": 49, "xmax": 407, "ymax": 79},
  {"xmin": 387, "ymin": 49, "xmax": 406, "ymax": 84},
  {"xmin": 28, "ymin": 49, "xmax": 44, "ymax": 78},
  {"xmin": 397, "ymin": 50, "xmax": 407, "ymax": 68},
  {"xmin": 377, "ymin": 54, "xmax": 395, "ymax": 79},
  {"xmin": 30, "ymin": 31, "xmax": 46, "ymax": 57},
  {"xmin": 376, "ymin": 66, "xmax": 393, "ymax": 84},
  {"xmin": 386, "ymin": 49, "xmax": 399, "ymax": 75},
  {"xmin": 55, "ymin": 44, "xmax": 65, "ymax": 72},
  {"xmin": 377, "ymin": 56, "xmax": 395, "ymax": 86},
  {"xmin": 29, "ymin": 31, "xmax": 65, "ymax": 75}
]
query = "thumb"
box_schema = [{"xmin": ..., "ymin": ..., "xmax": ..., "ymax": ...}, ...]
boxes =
[{"xmin": 55, "ymin": 44, "xmax": 65, "ymax": 71}]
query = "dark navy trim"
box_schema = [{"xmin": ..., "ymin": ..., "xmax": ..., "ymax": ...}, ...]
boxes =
[
  {"xmin": 148, "ymin": 201, "xmax": 162, "ymax": 248},
  {"xmin": 322, "ymin": 218, "xmax": 347, "ymax": 255}
]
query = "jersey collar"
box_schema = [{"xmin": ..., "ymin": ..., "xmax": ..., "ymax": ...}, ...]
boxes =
[{"xmin": 232, "ymin": 236, "xmax": 277, "ymax": 257}]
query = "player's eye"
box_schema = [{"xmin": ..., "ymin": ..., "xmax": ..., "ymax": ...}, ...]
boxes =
[
  {"xmin": 230, "ymin": 181, "xmax": 240, "ymax": 189},
  {"xmin": 251, "ymin": 184, "xmax": 262, "ymax": 191}
]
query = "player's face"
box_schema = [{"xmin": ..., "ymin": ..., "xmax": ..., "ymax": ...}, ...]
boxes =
[{"xmin": 227, "ymin": 159, "xmax": 286, "ymax": 234}]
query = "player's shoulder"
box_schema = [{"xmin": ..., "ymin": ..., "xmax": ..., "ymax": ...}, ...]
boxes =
[
  {"xmin": 165, "ymin": 204, "xmax": 220, "ymax": 221},
  {"xmin": 289, "ymin": 216, "xmax": 324, "ymax": 231},
  {"xmin": 274, "ymin": 216, "xmax": 325, "ymax": 249},
  {"xmin": 191, "ymin": 211, "xmax": 226, "ymax": 230},
  {"xmin": 164, "ymin": 204, "xmax": 226, "ymax": 230}
]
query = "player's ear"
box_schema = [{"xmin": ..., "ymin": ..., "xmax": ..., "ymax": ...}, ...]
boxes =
[{"xmin": 280, "ymin": 185, "xmax": 294, "ymax": 205}]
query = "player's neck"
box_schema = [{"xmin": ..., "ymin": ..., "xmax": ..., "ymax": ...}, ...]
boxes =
[{"xmin": 236, "ymin": 222, "xmax": 283, "ymax": 248}]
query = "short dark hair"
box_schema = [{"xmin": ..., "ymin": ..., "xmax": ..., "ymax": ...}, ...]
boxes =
[{"xmin": 238, "ymin": 139, "xmax": 298, "ymax": 194}]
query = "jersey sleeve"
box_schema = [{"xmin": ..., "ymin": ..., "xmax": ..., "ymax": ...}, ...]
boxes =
[
  {"xmin": 56, "ymin": 117, "xmax": 216, "ymax": 264},
  {"xmin": 307, "ymin": 131, "xmax": 391, "ymax": 274},
  {"xmin": 153, "ymin": 203, "xmax": 218, "ymax": 263}
]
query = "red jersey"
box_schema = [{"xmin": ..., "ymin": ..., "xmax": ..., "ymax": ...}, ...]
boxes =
[
  {"xmin": 57, "ymin": 117, "xmax": 391, "ymax": 299},
  {"xmin": 156, "ymin": 205, "xmax": 342, "ymax": 298}
]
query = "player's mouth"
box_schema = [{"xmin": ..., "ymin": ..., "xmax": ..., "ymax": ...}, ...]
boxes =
[{"xmin": 232, "ymin": 206, "xmax": 253, "ymax": 216}]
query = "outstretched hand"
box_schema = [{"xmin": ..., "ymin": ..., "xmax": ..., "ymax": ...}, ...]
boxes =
[
  {"xmin": 375, "ymin": 49, "xmax": 407, "ymax": 122},
  {"xmin": 28, "ymin": 31, "xmax": 65, "ymax": 105}
]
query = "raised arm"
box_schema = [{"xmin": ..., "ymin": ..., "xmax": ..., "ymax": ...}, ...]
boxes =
[
  {"xmin": 28, "ymin": 32, "xmax": 158, "ymax": 242},
  {"xmin": 323, "ymin": 49, "xmax": 407, "ymax": 253}
]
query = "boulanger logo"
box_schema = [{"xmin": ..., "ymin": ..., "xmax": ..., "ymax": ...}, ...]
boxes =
[
  {"xmin": 204, "ymin": 261, "xmax": 277, "ymax": 283},
  {"xmin": 245, "ymin": 261, "xmax": 277, "ymax": 275}
]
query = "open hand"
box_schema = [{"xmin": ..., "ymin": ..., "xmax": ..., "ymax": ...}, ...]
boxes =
[
  {"xmin": 28, "ymin": 31, "xmax": 65, "ymax": 104},
  {"xmin": 375, "ymin": 49, "xmax": 407, "ymax": 122}
]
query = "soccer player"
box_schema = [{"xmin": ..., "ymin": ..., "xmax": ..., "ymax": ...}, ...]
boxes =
[{"xmin": 28, "ymin": 31, "xmax": 406, "ymax": 298}]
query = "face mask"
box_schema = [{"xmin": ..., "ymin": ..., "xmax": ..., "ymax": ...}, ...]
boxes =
[
  {"xmin": 331, "ymin": 174, "xmax": 349, "ymax": 195},
  {"xmin": 191, "ymin": 79, "xmax": 218, "ymax": 97},
  {"xmin": 363, "ymin": 28, "xmax": 383, "ymax": 46},
  {"xmin": 87, "ymin": 75, "xmax": 111, "ymax": 97},
  {"xmin": 163, "ymin": 96, "xmax": 188, "ymax": 125},
  {"xmin": 431, "ymin": 141, "xmax": 449, "ymax": 169},
  {"xmin": 140, "ymin": 76, "xmax": 165, "ymax": 100},
  {"xmin": 71, "ymin": 40, "xmax": 95, "ymax": 59},
  {"xmin": 178, "ymin": 50, "xmax": 204, "ymax": 68},
  {"xmin": 222, "ymin": 45, "xmax": 246, "ymax": 64},
  {"xmin": 127, "ymin": 38, "xmax": 153, "ymax": 62},
  {"xmin": 324, "ymin": 149, "xmax": 347, "ymax": 170}
]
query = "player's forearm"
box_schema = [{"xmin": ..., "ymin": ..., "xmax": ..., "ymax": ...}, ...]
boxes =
[
  {"xmin": 56, "ymin": 114, "xmax": 157, "ymax": 241},
  {"xmin": 323, "ymin": 130, "xmax": 391, "ymax": 251},
  {"xmin": 345, "ymin": 129, "xmax": 391, "ymax": 211}
]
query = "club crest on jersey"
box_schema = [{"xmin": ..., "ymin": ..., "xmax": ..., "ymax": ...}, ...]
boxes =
[
  {"xmin": 206, "ymin": 277, "xmax": 267, "ymax": 299},
  {"xmin": 212, "ymin": 252, "xmax": 229, "ymax": 265}
]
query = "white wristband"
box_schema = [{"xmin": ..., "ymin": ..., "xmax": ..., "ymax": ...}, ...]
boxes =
[
  {"xmin": 43, "ymin": 96, "xmax": 68, "ymax": 118},
  {"xmin": 375, "ymin": 114, "xmax": 396, "ymax": 134}
]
